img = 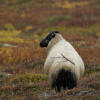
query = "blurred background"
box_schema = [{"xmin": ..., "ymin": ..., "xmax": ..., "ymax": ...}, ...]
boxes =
[{"xmin": 0, "ymin": 0, "xmax": 100, "ymax": 100}]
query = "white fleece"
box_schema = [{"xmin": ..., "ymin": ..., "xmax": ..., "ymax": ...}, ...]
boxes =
[{"xmin": 44, "ymin": 34, "xmax": 85, "ymax": 82}]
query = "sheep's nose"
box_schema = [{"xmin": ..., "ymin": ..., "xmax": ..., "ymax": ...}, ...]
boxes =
[
  {"xmin": 40, "ymin": 40, "xmax": 48, "ymax": 47},
  {"xmin": 40, "ymin": 42, "xmax": 44, "ymax": 47}
]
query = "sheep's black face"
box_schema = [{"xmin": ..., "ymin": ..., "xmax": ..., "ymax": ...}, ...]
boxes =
[{"xmin": 40, "ymin": 31, "xmax": 59, "ymax": 47}]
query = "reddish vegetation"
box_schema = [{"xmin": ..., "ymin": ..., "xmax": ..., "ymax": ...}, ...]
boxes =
[{"xmin": 0, "ymin": 0, "xmax": 100, "ymax": 100}]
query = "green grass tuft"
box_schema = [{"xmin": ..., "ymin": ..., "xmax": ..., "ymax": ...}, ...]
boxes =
[
  {"xmin": 10, "ymin": 73, "xmax": 48, "ymax": 84},
  {"xmin": 41, "ymin": 15, "xmax": 73, "ymax": 25}
]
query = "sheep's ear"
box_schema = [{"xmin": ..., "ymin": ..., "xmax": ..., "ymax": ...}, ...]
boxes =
[
  {"xmin": 53, "ymin": 31, "xmax": 60, "ymax": 34},
  {"xmin": 54, "ymin": 31, "xmax": 60, "ymax": 34},
  {"xmin": 50, "ymin": 31, "xmax": 60, "ymax": 34}
]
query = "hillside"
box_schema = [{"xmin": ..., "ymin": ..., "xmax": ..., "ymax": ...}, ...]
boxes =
[{"xmin": 0, "ymin": 0, "xmax": 100, "ymax": 100}]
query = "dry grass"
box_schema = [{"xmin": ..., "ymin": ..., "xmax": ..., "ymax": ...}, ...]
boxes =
[{"xmin": 0, "ymin": 0, "xmax": 100, "ymax": 100}]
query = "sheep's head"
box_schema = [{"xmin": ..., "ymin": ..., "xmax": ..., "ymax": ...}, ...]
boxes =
[{"xmin": 40, "ymin": 31, "xmax": 59, "ymax": 47}]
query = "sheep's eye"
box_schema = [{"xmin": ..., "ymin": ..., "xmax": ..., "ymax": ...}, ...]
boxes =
[{"xmin": 51, "ymin": 33, "xmax": 55, "ymax": 38}]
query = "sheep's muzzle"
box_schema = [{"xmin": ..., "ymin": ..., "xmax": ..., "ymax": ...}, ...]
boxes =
[{"xmin": 40, "ymin": 39, "xmax": 49, "ymax": 47}]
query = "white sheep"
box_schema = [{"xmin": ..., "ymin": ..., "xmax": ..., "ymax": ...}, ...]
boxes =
[{"xmin": 40, "ymin": 31, "xmax": 85, "ymax": 92}]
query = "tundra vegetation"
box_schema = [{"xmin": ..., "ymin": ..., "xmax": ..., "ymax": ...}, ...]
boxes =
[{"xmin": 0, "ymin": 0, "xmax": 100, "ymax": 100}]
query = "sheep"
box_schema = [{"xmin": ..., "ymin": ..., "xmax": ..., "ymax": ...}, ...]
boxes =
[{"xmin": 40, "ymin": 31, "xmax": 85, "ymax": 92}]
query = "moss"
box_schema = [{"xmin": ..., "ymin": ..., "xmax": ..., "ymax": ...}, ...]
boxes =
[
  {"xmin": 85, "ymin": 65, "xmax": 100, "ymax": 75},
  {"xmin": 16, "ymin": 0, "xmax": 42, "ymax": 4},
  {"xmin": 10, "ymin": 73, "xmax": 48, "ymax": 84},
  {"xmin": 41, "ymin": 15, "xmax": 73, "ymax": 25},
  {"xmin": 41, "ymin": 23, "xmax": 100, "ymax": 37},
  {"xmin": 54, "ymin": 1, "xmax": 88, "ymax": 8},
  {"xmin": 0, "ymin": 0, "xmax": 4, "ymax": 4}
]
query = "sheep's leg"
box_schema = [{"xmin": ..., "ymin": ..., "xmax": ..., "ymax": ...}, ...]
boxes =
[{"xmin": 51, "ymin": 69, "xmax": 77, "ymax": 92}]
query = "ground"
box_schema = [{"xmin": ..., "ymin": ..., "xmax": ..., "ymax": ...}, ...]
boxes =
[{"xmin": 0, "ymin": 0, "xmax": 100, "ymax": 100}]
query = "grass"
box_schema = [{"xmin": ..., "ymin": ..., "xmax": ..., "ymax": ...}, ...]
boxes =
[
  {"xmin": 41, "ymin": 15, "xmax": 73, "ymax": 25},
  {"xmin": 10, "ymin": 73, "xmax": 48, "ymax": 84},
  {"xmin": 0, "ymin": 0, "xmax": 4, "ymax": 4},
  {"xmin": 39, "ymin": 23, "xmax": 100, "ymax": 38},
  {"xmin": 85, "ymin": 66, "xmax": 100, "ymax": 75},
  {"xmin": 54, "ymin": 1, "xmax": 89, "ymax": 8},
  {"xmin": 0, "ymin": 0, "xmax": 100, "ymax": 99},
  {"xmin": 0, "ymin": 73, "xmax": 48, "ymax": 98}
]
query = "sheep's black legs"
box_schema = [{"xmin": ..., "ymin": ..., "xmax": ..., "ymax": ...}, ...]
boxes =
[{"xmin": 51, "ymin": 69, "xmax": 77, "ymax": 92}]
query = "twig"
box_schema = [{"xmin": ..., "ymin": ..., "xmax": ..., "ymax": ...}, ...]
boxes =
[{"xmin": 61, "ymin": 54, "xmax": 75, "ymax": 65}]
